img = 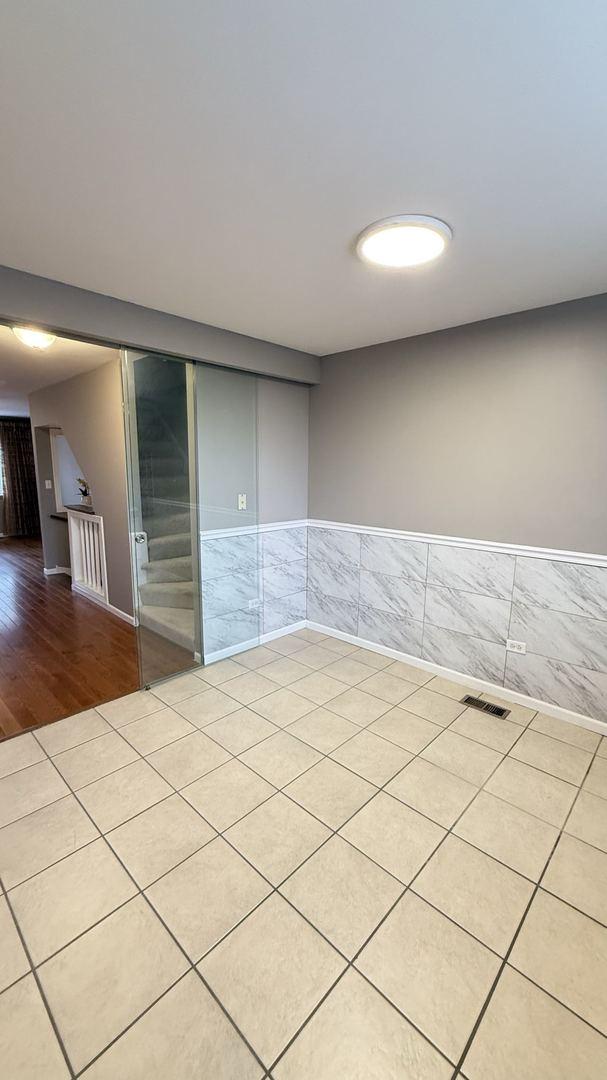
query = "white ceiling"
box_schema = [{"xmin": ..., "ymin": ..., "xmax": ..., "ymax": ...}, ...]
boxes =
[
  {"xmin": 0, "ymin": 325, "xmax": 116, "ymax": 415},
  {"xmin": 1, "ymin": 2, "xmax": 607, "ymax": 356}
]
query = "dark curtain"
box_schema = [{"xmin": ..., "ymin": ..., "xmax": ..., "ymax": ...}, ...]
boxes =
[{"xmin": 0, "ymin": 418, "xmax": 41, "ymax": 537}]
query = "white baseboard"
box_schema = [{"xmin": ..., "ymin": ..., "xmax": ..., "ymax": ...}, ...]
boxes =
[
  {"xmin": 43, "ymin": 566, "xmax": 71, "ymax": 576},
  {"xmin": 204, "ymin": 621, "xmax": 306, "ymax": 664},
  {"xmin": 71, "ymin": 581, "xmax": 137, "ymax": 626},
  {"xmin": 306, "ymin": 621, "xmax": 607, "ymax": 736}
]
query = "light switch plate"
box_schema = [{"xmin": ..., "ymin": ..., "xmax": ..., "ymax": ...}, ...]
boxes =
[{"xmin": 238, "ymin": 493, "xmax": 247, "ymax": 511}]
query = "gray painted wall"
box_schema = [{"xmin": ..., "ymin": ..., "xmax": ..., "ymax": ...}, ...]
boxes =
[
  {"xmin": 309, "ymin": 294, "xmax": 607, "ymax": 554},
  {"xmin": 258, "ymin": 377, "xmax": 309, "ymax": 524},
  {"xmin": 0, "ymin": 265, "xmax": 320, "ymax": 384},
  {"xmin": 31, "ymin": 428, "xmax": 71, "ymax": 570},
  {"xmin": 29, "ymin": 358, "xmax": 133, "ymax": 615}
]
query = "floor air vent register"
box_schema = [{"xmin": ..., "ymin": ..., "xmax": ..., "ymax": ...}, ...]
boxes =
[{"xmin": 460, "ymin": 694, "xmax": 510, "ymax": 719}]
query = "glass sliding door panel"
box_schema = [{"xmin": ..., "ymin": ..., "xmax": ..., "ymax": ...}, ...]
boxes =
[
  {"xmin": 123, "ymin": 350, "xmax": 201, "ymax": 685},
  {"xmin": 196, "ymin": 364, "xmax": 261, "ymax": 662}
]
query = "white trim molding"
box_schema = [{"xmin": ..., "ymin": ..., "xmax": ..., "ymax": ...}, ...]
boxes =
[
  {"xmin": 43, "ymin": 566, "xmax": 71, "ymax": 576},
  {"xmin": 71, "ymin": 581, "xmax": 137, "ymax": 625}
]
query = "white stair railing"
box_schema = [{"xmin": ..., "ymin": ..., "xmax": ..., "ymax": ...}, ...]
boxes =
[{"xmin": 67, "ymin": 510, "xmax": 108, "ymax": 602}]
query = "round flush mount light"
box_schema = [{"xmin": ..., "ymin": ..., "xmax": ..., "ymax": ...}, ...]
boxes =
[
  {"xmin": 12, "ymin": 326, "xmax": 56, "ymax": 350},
  {"xmin": 356, "ymin": 214, "xmax": 452, "ymax": 269}
]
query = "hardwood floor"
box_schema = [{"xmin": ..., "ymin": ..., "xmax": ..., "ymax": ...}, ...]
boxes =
[{"xmin": 0, "ymin": 538, "xmax": 195, "ymax": 738}]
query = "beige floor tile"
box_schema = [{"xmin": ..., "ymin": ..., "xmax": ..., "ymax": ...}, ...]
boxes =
[
  {"xmin": 97, "ymin": 690, "xmax": 164, "ymax": 728},
  {"xmin": 287, "ymin": 708, "xmax": 359, "ymax": 753},
  {"xmin": 425, "ymin": 676, "xmax": 476, "ymax": 701},
  {"xmin": 83, "ymin": 970, "xmax": 262, "ymax": 1080},
  {"xmin": 327, "ymin": 686, "xmax": 392, "ymax": 726},
  {"xmin": 225, "ymin": 792, "xmax": 330, "ymax": 884},
  {"xmin": 584, "ymin": 755, "xmax": 607, "ymax": 798},
  {"xmin": 485, "ymin": 757, "xmax": 577, "ymax": 827},
  {"xmin": 598, "ymin": 737, "xmax": 607, "ymax": 758},
  {"xmin": 530, "ymin": 712, "xmax": 601, "ymax": 752},
  {"xmin": 356, "ymin": 891, "xmax": 500, "ymax": 1063},
  {"xmin": 386, "ymin": 758, "xmax": 477, "ymax": 828},
  {"xmin": 249, "ymin": 687, "xmax": 315, "ymax": 726},
  {"xmin": 199, "ymin": 893, "xmax": 344, "ymax": 1067},
  {"xmin": 454, "ymin": 790, "xmax": 559, "ymax": 880},
  {"xmin": 349, "ymin": 648, "xmax": 393, "ymax": 665},
  {"xmin": 322, "ymin": 656, "xmax": 375, "ymax": 685},
  {"xmin": 0, "ymin": 795, "xmax": 98, "ymax": 889},
  {"xmin": 222, "ymin": 670, "xmax": 277, "ymax": 705},
  {"xmin": 463, "ymin": 965, "xmax": 607, "ymax": 1080},
  {"xmin": 0, "ymin": 975, "xmax": 70, "ymax": 1079},
  {"xmin": 197, "ymin": 658, "xmax": 248, "ymax": 685},
  {"xmin": 281, "ymin": 835, "xmax": 403, "ymax": 958},
  {"xmin": 450, "ymin": 708, "xmax": 521, "ymax": 753},
  {"xmin": 509, "ymin": 729, "xmax": 592, "ymax": 785},
  {"xmin": 330, "ymin": 729, "xmax": 412, "ymax": 786},
  {"xmin": 257, "ymin": 656, "xmax": 313, "ymax": 687},
  {"xmin": 510, "ymin": 890, "xmax": 607, "ymax": 1033},
  {"xmin": 285, "ymin": 758, "xmax": 376, "ymax": 829},
  {"xmin": 295, "ymin": 643, "xmax": 339, "ymax": 669},
  {"xmin": 77, "ymin": 759, "xmax": 173, "ymax": 833},
  {"xmin": 34, "ymin": 710, "xmax": 109, "ymax": 758},
  {"xmin": 239, "ymin": 730, "xmax": 321, "ymax": 788},
  {"xmin": 402, "ymin": 686, "xmax": 467, "ymax": 727},
  {"xmin": 290, "ymin": 671, "xmax": 349, "ymax": 705},
  {"xmin": 146, "ymin": 836, "xmax": 270, "ymax": 960},
  {"xmin": 52, "ymin": 731, "xmax": 139, "ymax": 789},
  {"xmin": 542, "ymin": 833, "xmax": 607, "ymax": 925},
  {"xmin": 151, "ymin": 672, "xmax": 212, "ymax": 706},
  {"xmin": 369, "ymin": 707, "xmax": 442, "ymax": 753},
  {"xmin": 0, "ymin": 732, "xmax": 46, "ymax": 778},
  {"xmin": 236, "ymin": 645, "xmax": 280, "ymax": 669},
  {"xmin": 38, "ymin": 896, "xmax": 188, "ymax": 1072},
  {"xmin": 320, "ymin": 637, "xmax": 360, "ymax": 657},
  {"xmin": 182, "ymin": 759, "xmax": 275, "ymax": 831},
  {"xmin": 274, "ymin": 967, "xmax": 451, "ymax": 1080},
  {"xmin": 480, "ymin": 692, "xmax": 536, "ymax": 727},
  {"xmin": 293, "ymin": 629, "xmax": 329, "ymax": 644},
  {"xmin": 340, "ymin": 791, "xmax": 445, "ymax": 884},
  {"xmin": 422, "ymin": 729, "xmax": 502, "ymax": 786},
  {"xmin": 106, "ymin": 794, "xmax": 215, "ymax": 887},
  {"xmin": 119, "ymin": 708, "xmax": 196, "ymax": 756},
  {"xmin": 9, "ymin": 839, "xmax": 137, "ymax": 964},
  {"xmin": 384, "ymin": 658, "xmax": 433, "ymax": 684},
  {"xmin": 566, "ymin": 790, "xmax": 607, "ymax": 851},
  {"xmin": 0, "ymin": 760, "xmax": 69, "ymax": 828},
  {"xmin": 413, "ymin": 835, "xmax": 533, "ymax": 955},
  {"xmin": 0, "ymin": 894, "xmax": 29, "ymax": 991},
  {"xmin": 147, "ymin": 730, "xmax": 231, "ymax": 789},
  {"xmin": 174, "ymin": 687, "xmax": 240, "ymax": 727},
  {"xmin": 266, "ymin": 634, "xmax": 309, "ymax": 656},
  {"xmin": 204, "ymin": 708, "xmax": 277, "ymax": 755},
  {"xmin": 357, "ymin": 670, "xmax": 418, "ymax": 705}
]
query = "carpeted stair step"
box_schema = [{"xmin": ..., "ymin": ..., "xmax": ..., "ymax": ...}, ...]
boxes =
[
  {"xmin": 148, "ymin": 532, "xmax": 192, "ymax": 560},
  {"xmin": 139, "ymin": 605, "xmax": 195, "ymax": 651},
  {"xmin": 143, "ymin": 555, "xmax": 193, "ymax": 583},
  {"xmin": 139, "ymin": 580, "xmax": 194, "ymax": 610},
  {"xmin": 145, "ymin": 510, "xmax": 192, "ymax": 538}
]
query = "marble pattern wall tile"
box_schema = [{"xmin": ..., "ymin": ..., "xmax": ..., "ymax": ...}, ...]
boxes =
[
  {"xmin": 360, "ymin": 534, "xmax": 427, "ymax": 581},
  {"xmin": 263, "ymin": 560, "xmax": 307, "ymax": 602},
  {"xmin": 425, "ymin": 586, "xmax": 511, "ymax": 644},
  {"xmin": 200, "ymin": 534, "xmax": 259, "ymax": 581},
  {"xmin": 263, "ymin": 592, "xmax": 306, "ymax": 634},
  {"xmin": 427, "ymin": 545, "xmax": 515, "ymax": 599},
  {"xmin": 307, "ymin": 590, "xmax": 358, "ymax": 635},
  {"xmin": 359, "ymin": 570, "xmax": 425, "ymax": 621},
  {"xmin": 422, "ymin": 624, "xmax": 507, "ymax": 683},
  {"xmin": 308, "ymin": 527, "xmax": 361, "ymax": 567},
  {"xmin": 262, "ymin": 527, "xmax": 307, "ymax": 567},
  {"xmin": 505, "ymin": 652, "xmax": 607, "ymax": 724},
  {"xmin": 203, "ymin": 609, "xmax": 259, "ymax": 656},
  {"xmin": 358, "ymin": 604, "xmax": 423, "ymax": 657},
  {"xmin": 308, "ymin": 558, "xmax": 359, "ymax": 603},
  {"xmin": 510, "ymin": 604, "xmax": 607, "ymax": 674},
  {"xmin": 513, "ymin": 558, "xmax": 607, "ymax": 619},
  {"xmin": 202, "ymin": 570, "xmax": 260, "ymax": 621}
]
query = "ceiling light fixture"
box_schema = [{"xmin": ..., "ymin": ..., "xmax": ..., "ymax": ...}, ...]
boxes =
[
  {"xmin": 12, "ymin": 326, "xmax": 56, "ymax": 350},
  {"xmin": 356, "ymin": 214, "xmax": 452, "ymax": 269}
]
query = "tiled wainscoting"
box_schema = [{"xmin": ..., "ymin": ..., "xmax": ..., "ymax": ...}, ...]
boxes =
[{"xmin": 199, "ymin": 521, "xmax": 607, "ymax": 728}]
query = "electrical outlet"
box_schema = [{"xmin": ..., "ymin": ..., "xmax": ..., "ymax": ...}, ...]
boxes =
[
  {"xmin": 506, "ymin": 639, "xmax": 526, "ymax": 654},
  {"xmin": 238, "ymin": 493, "xmax": 247, "ymax": 511},
  {"xmin": 248, "ymin": 598, "xmax": 261, "ymax": 611}
]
